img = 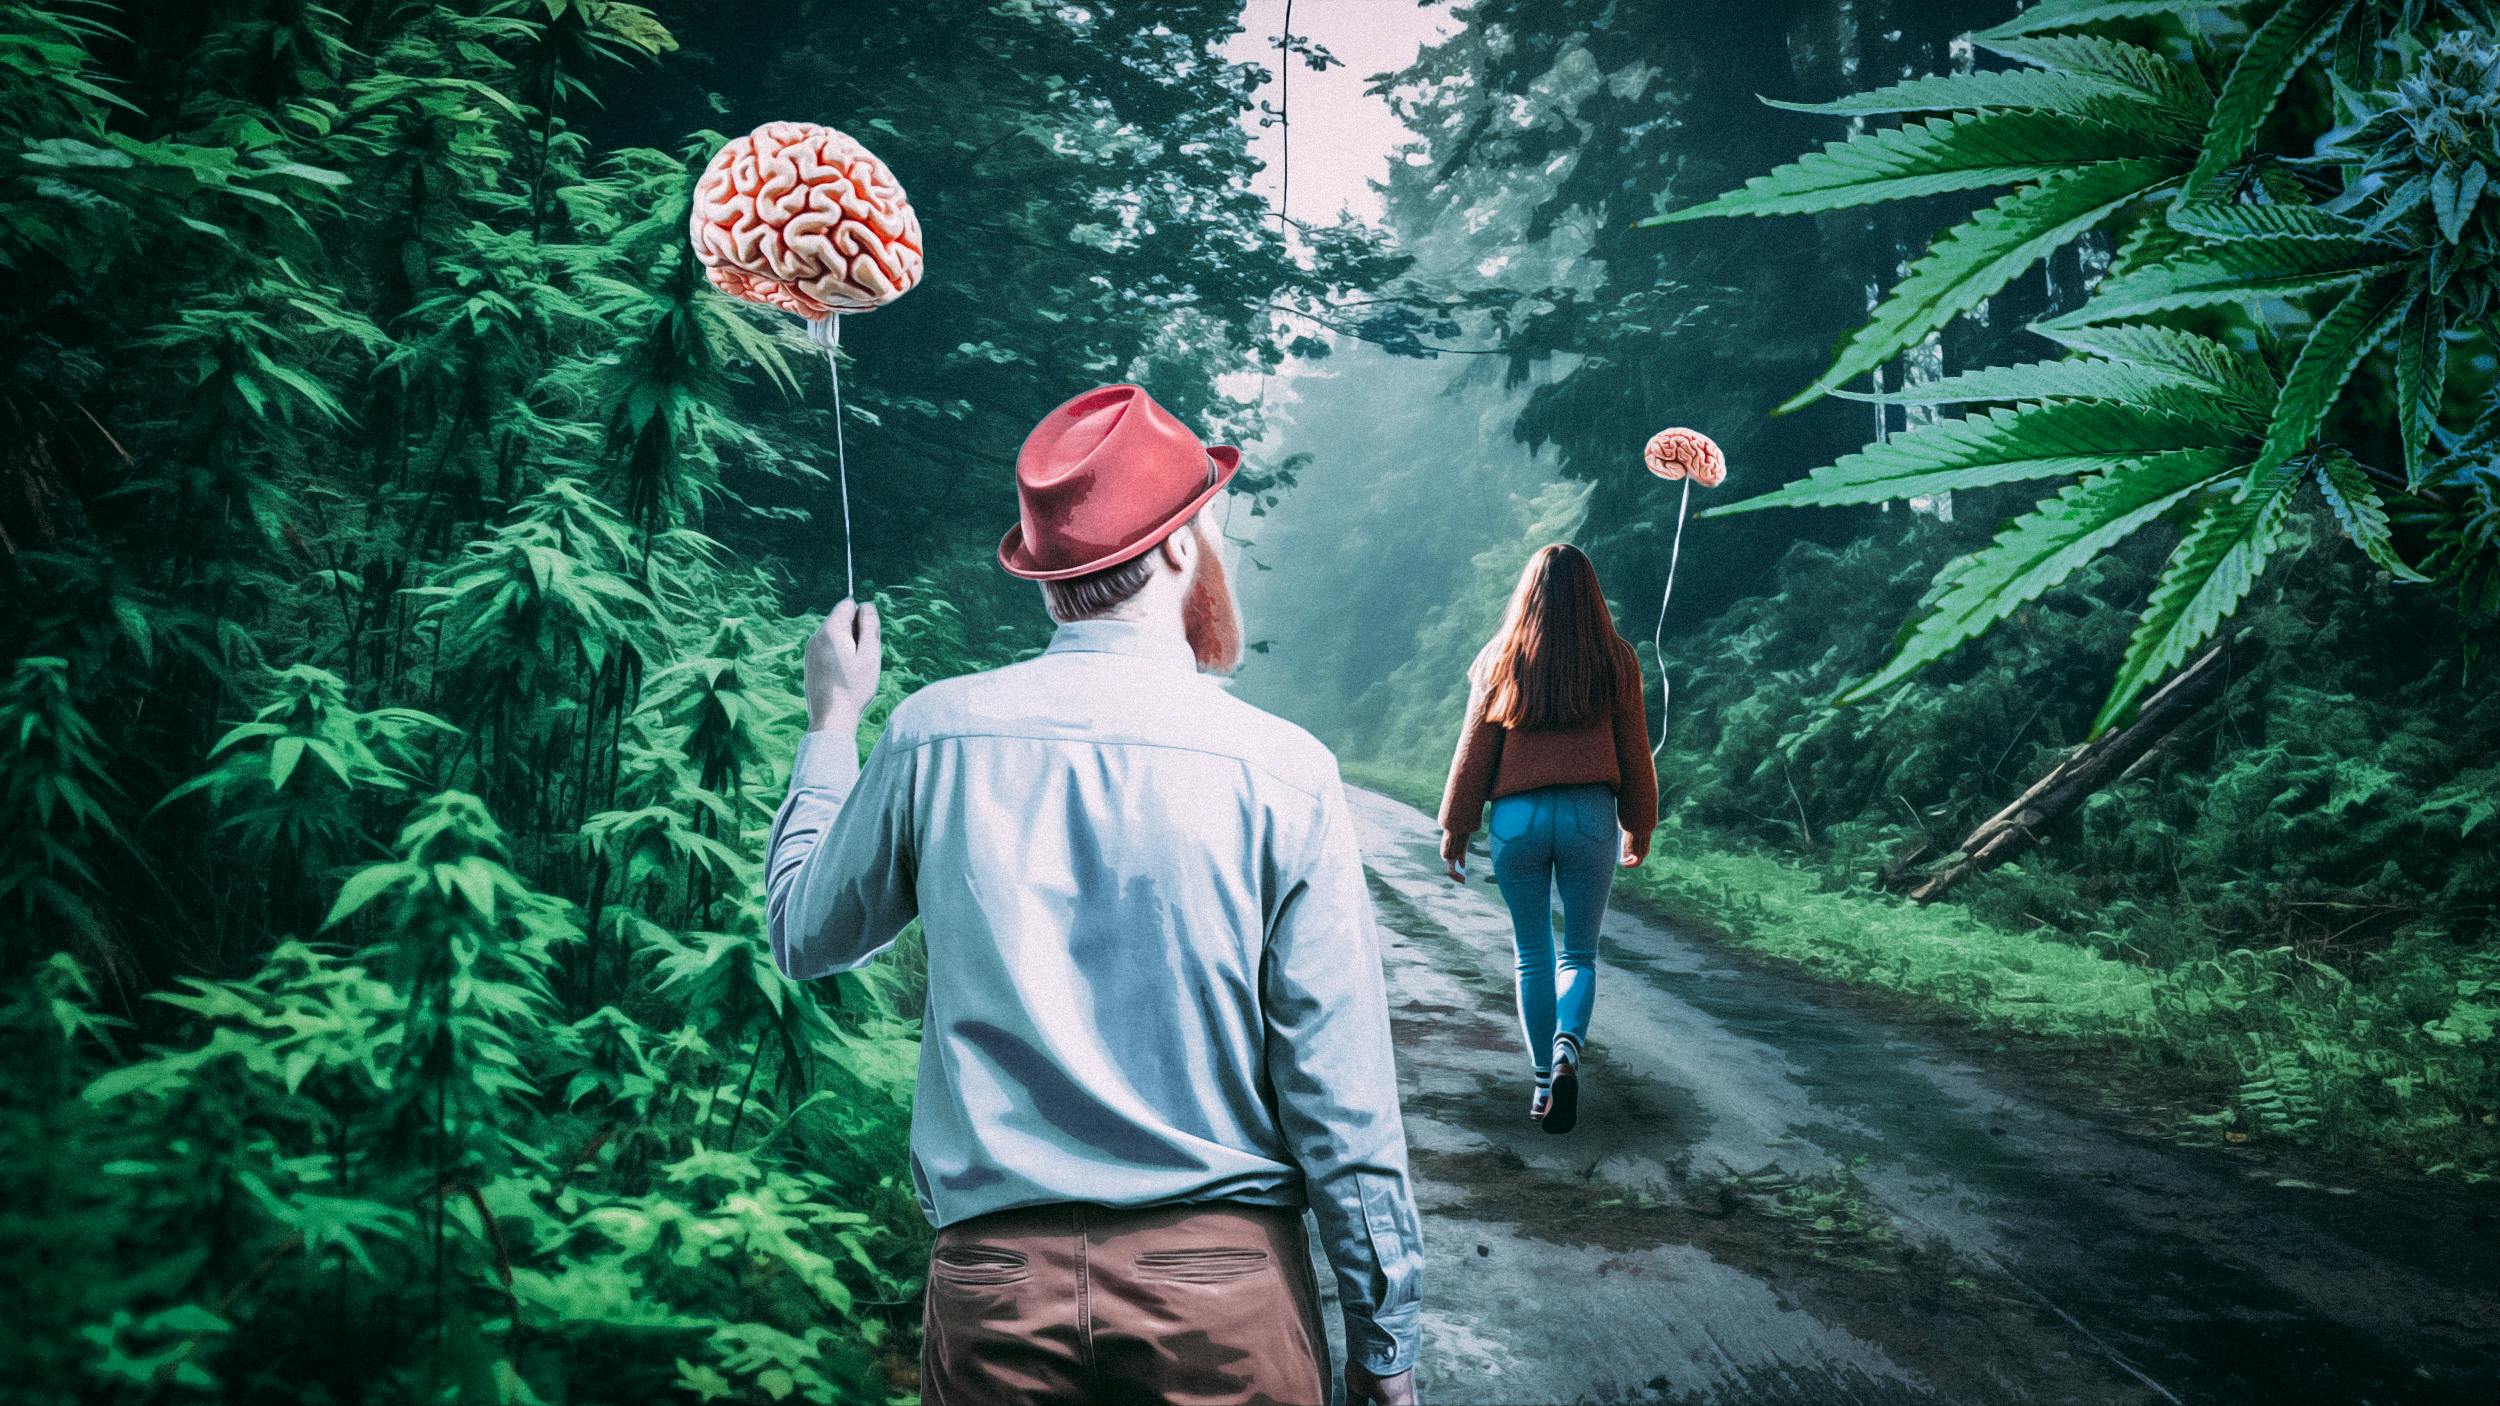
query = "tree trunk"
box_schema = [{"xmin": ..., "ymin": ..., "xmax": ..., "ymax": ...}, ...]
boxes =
[{"xmin": 1908, "ymin": 643, "xmax": 2232, "ymax": 903}]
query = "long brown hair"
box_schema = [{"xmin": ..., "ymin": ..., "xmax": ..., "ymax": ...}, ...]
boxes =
[{"xmin": 1473, "ymin": 544, "xmax": 1629, "ymax": 730}]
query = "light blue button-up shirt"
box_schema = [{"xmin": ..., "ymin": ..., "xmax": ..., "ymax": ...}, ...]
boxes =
[{"xmin": 764, "ymin": 617, "xmax": 1423, "ymax": 1375}]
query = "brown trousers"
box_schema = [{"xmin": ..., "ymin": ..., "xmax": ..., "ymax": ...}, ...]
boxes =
[{"xmin": 920, "ymin": 1201, "xmax": 1330, "ymax": 1406}]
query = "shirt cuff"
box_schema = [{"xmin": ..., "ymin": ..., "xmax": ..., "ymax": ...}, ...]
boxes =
[
  {"xmin": 1345, "ymin": 1304, "xmax": 1419, "ymax": 1378},
  {"xmin": 790, "ymin": 729, "xmax": 862, "ymax": 797}
]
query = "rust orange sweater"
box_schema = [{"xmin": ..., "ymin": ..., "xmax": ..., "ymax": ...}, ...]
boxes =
[{"xmin": 1437, "ymin": 642, "xmax": 1659, "ymax": 861}]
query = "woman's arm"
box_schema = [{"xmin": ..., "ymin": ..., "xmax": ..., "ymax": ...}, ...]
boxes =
[
  {"xmin": 1612, "ymin": 647, "xmax": 1659, "ymax": 858},
  {"xmin": 1437, "ymin": 675, "xmax": 1503, "ymax": 862}
]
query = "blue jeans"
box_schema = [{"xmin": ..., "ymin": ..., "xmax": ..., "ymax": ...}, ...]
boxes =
[{"xmin": 1487, "ymin": 783, "xmax": 1618, "ymax": 1074}]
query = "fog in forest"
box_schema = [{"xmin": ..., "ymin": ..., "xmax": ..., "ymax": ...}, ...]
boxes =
[{"xmin": 1228, "ymin": 348, "xmax": 1572, "ymax": 765}]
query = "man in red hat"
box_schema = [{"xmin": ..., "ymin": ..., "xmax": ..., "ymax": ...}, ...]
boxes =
[{"xmin": 765, "ymin": 384, "xmax": 1423, "ymax": 1405}]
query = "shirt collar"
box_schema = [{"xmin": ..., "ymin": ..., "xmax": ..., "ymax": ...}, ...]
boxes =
[{"xmin": 1046, "ymin": 617, "xmax": 1199, "ymax": 671}]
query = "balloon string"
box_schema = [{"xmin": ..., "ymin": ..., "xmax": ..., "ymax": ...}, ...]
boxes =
[
  {"xmin": 1650, "ymin": 476, "xmax": 1690, "ymax": 761},
  {"xmin": 823, "ymin": 313, "xmax": 853, "ymax": 600}
]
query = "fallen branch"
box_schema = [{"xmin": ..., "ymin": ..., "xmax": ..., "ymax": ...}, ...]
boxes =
[{"xmin": 1909, "ymin": 643, "xmax": 2233, "ymax": 904}]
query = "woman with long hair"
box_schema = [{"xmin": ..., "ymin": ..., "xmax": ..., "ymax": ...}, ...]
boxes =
[{"xmin": 1438, "ymin": 544, "xmax": 1657, "ymax": 1134}]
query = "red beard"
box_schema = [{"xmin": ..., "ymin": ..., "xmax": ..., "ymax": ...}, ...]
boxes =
[{"xmin": 1183, "ymin": 525, "xmax": 1243, "ymax": 675}]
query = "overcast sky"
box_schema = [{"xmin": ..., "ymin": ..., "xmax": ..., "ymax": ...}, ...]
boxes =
[{"xmin": 1221, "ymin": 0, "xmax": 1453, "ymax": 227}]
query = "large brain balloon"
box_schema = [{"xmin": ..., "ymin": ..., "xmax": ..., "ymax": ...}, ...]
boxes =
[
  {"xmin": 690, "ymin": 122, "xmax": 923, "ymax": 318},
  {"xmin": 1643, "ymin": 427, "xmax": 1726, "ymax": 489}
]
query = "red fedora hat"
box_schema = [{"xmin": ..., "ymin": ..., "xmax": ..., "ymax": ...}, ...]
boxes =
[{"xmin": 998, "ymin": 384, "xmax": 1242, "ymax": 581}]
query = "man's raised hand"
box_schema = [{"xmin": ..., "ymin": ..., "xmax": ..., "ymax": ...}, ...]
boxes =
[{"xmin": 804, "ymin": 599, "xmax": 882, "ymax": 733}]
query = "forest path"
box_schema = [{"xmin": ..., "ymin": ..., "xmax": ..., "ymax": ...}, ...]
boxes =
[{"xmin": 1338, "ymin": 786, "xmax": 2500, "ymax": 1406}]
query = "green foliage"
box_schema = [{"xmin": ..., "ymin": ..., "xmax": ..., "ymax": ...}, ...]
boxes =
[
  {"xmin": 1709, "ymin": 400, "xmax": 2251, "ymax": 514},
  {"xmin": 1245, "ymin": 0, "xmax": 2500, "ymax": 1194},
  {"xmin": 2046, "ymin": 221, "xmax": 2401, "ymax": 320},
  {"xmin": 1643, "ymin": 23, "xmax": 2208, "ymax": 409},
  {"xmin": 1, "ymin": 655, "xmax": 132, "ymax": 966},
  {"xmin": 1660, "ymin": 520, "xmax": 2500, "ymax": 1174},
  {"xmin": 1647, "ymin": 110, "xmax": 2174, "ymax": 222},
  {"xmin": 1, "ymin": 0, "xmax": 1367, "ymax": 1398},
  {"xmin": 1798, "ymin": 160, "xmax": 2181, "ymax": 410},
  {"xmin": 1329, "ymin": 470, "xmax": 2499, "ymax": 1179},
  {"xmin": 53, "ymin": 797, "xmax": 922, "ymax": 1402},
  {"xmin": 2185, "ymin": 0, "xmax": 2359, "ymax": 198},
  {"xmin": 159, "ymin": 666, "xmax": 457, "ymax": 923},
  {"xmin": 1842, "ymin": 447, "xmax": 2224, "ymax": 702},
  {"xmin": 1976, "ymin": 0, "xmax": 2213, "ymax": 39},
  {"xmin": 1665, "ymin": 0, "xmax": 2500, "ymax": 731},
  {"xmin": 1360, "ymin": 730, "xmax": 2500, "ymax": 1180}
]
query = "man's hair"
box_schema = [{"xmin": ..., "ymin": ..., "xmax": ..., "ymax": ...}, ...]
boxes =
[{"xmin": 1040, "ymin": 550, "xmax": 1161, "ymax": 623}]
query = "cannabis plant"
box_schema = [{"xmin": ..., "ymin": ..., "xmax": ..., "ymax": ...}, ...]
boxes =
[
  {"xmin": 3, "ymin": 0, "xmax": 1369, "ymax": 1396},
  {"xmin": 1655, "ymin": 0, "xmax": 2500, "ymax": 731}
]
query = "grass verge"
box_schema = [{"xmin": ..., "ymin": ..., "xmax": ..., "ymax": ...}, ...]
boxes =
[{"xmin": 1342, "ymin": 761, "xmax": 2499, "ymax": 1181}]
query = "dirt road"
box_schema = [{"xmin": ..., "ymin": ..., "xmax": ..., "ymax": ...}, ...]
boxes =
[{"xmin": 1333, "ymin": 787, "xmax": 2500, "ymax": 1405}]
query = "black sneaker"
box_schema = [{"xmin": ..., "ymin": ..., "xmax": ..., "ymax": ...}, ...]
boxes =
[{"xmin": 1544, "ymin": 1037, "xmax": 1581, "ymax": 1135}]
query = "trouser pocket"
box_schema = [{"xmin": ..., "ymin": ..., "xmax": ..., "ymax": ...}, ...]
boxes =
[
  {"xmin": 1085, "ymin": 1209, "xmax": 1328, "ymax": 1405},
  {"xmin": 1562, "ymin": 786, "xmax": 1609, "ymax": 840},
  {"xmin": 1132, "ymin": 1244, "xmax": 1272, "ymax": 1284},
  {"xmin": 931, "ymin": 1243, "xmax": 1030, "ymax": 1286}
]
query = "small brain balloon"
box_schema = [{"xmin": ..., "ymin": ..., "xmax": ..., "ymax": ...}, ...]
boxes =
[
  {"xmin": 1644, "ymin": 427, "xmax": 1726, "ymax": 489},
  {"xmin": 690, "ymin": 121, "xmax": 924, "ymax": 319}
]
